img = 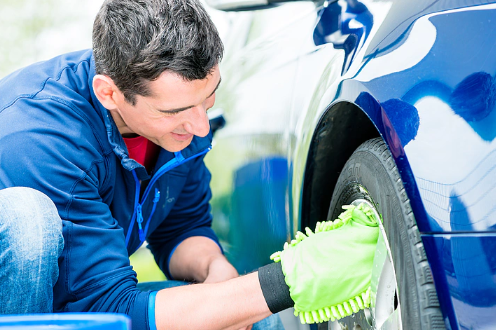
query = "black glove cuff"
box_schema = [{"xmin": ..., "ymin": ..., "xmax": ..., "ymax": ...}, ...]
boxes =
[{"xmin": 258, "ymin": 262, "xmax": 294, "ymax": 314}]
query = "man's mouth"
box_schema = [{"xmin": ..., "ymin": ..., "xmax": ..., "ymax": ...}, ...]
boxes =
[{"xmin": 170, "ymin": 132, "xmax": 193, "ymax": 141}]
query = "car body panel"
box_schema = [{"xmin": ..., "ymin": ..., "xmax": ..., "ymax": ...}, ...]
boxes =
[
  {"xmin": 297, "ymin": 1, "xmax": 496, "ymax": 234},
  {"xmin": 205, "ymin": 0, "xmax": 496, "ymax": 327},
  {"xmin": 353, "ymin": 4, "xmax": 496, "ymax": 233},
  {"xmin": 423, "ymin": 233, "xmax": 496, "ymax": 330}
]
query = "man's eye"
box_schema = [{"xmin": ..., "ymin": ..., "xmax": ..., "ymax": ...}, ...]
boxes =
[{"xmin": 163, "ymin": 110, "xmax": 181, "ymax": 116}]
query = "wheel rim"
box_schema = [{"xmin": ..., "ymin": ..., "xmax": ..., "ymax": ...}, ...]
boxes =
[{"xmin": 329, "ymin": 198, "xmax": 402, "ymax": 330}]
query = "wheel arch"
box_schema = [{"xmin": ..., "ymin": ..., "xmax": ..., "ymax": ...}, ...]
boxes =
[{"xmin": 300, "ymin": 100, "xmax": 380, "ymax": 230}]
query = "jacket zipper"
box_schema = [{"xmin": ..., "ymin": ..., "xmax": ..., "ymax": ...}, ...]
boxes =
[{"xmin": 124, "ymin": 147, "xmax": 211, "ymax": 248}]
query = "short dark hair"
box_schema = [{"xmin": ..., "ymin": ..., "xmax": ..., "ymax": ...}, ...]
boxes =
[{"xmin": 92, "ymin": 0, "xmax": 224, "ymax": 105}]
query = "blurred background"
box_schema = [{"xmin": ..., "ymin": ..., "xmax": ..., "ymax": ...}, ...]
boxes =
[{"xmin": 0, "ymin": 0, "xmax": 100, "ymax": 79}]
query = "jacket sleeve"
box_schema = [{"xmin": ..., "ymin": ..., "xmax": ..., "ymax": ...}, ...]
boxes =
[
  {"xmin": 146, "ymin": 153, "xmax": 222, "ymax": 279},
  {"xmin": 0, "ymin": 99, "xmax": 152, "ymax": 330}
]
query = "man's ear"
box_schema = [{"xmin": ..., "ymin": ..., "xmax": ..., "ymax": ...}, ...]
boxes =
[{"xmin": 93, "ymin": 74, "xmax": 120, "ymax": 110}]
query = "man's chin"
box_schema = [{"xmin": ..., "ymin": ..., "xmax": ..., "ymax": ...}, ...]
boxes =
[{"xmin": 160, "ymin": 137, "xmax": 193, "ymax": 153}]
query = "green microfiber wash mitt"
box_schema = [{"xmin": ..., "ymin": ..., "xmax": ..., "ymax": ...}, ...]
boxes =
[{"xmin": 270, "ymin": 203, "xmax": 379, "ymax": 324}]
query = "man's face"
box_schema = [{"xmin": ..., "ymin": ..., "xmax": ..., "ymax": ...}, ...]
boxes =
[{"xmin": 110, "ymin": 66, "xmax": 221, "ymax": 152}]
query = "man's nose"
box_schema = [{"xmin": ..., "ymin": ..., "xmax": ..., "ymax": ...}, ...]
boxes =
[{"xmin": 183, "ymin": 104, "xmax": 210, "ymax": 137}]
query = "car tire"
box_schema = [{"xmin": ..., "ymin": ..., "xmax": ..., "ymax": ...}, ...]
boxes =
[{"xmin": 323, "ymin": 138, "xmax": 444, "ymax": 330}]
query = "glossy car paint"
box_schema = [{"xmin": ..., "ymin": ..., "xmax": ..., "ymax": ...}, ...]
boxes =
[{"xmin": 205, "ymin": 0, "xmax": 496, "ymax": 328}]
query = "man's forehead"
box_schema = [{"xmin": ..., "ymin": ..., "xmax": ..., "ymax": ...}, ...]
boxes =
[{"xmin": 145, "ymin": 69, "xmax": 221, "ymax": 113}]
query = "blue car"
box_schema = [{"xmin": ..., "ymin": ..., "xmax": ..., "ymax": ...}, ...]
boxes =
[{"xmin": 203, "ymin": 0, "xmax": 496, "ymax": 329}]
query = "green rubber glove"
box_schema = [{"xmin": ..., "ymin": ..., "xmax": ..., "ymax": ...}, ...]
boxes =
[{"xmin": 270, "ymin": 203, "xmax": 379, "ymax": 324}]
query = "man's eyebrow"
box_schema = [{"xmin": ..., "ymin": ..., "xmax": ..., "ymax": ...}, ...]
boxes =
[{"xmin": 158, "ymin": 77, "xmax": 222, "ymax": 114}]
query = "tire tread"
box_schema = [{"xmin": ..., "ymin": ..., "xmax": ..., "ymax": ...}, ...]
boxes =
[
  {"xmin": 336, "ymin": 138, "xmax": 445, "ymax": 329},
  {"xmin": 369, "ymin": 138, "xmax": 444, "ymax": 329}
]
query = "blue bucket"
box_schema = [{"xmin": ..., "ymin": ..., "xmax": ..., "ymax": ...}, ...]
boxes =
[{"xmin": 0, "ymin": 313, "xmax": 131, "ymax": 329}]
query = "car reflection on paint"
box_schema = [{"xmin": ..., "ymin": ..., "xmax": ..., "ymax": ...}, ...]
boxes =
[{"xmin": 204, "ymin": 0, "xmax": 496, "ymax": 329}]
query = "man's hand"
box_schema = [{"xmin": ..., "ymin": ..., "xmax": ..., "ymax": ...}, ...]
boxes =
[
  {"xmin": 169, "ymin": 236, "xmax": 236, "ymax": 283},
  {"xmin": 203, "ymin": 256, "xmax": 239, "ymax": 284}
]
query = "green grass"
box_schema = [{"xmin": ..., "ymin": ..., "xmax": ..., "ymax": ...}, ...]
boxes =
[{"xmin": 129, "ymin": 247, "xmax": 167, "ymax": 283}]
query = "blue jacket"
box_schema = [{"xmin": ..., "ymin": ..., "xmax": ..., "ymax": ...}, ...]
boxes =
[{"xmin": 0, "ymin": 50, "xmax": 220, "ymax": 330}]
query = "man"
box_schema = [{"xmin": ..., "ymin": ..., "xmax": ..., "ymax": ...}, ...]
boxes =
[{"xmin": 0, "ymin": 0, "xmax": 379, "ymax": 329}]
